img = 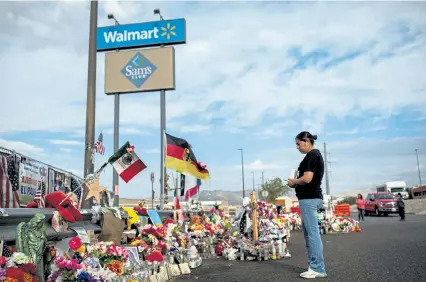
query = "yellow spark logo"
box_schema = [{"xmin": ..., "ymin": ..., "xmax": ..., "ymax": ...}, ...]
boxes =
[{"xmin": 161, "ymin": 23, "xmax": 177, "ymax": 40}]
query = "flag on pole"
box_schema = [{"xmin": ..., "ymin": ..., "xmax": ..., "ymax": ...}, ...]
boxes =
[
  {"xmin": 0, "ymin": 155, "xmax": 20, "ymax": 208},
  {"xmin": 108, "ymin": 142, "xmax": 147, "ymax": 183},
  {"xmin": 165, "ymin": 133, "xmax": 209, "ymax": 181},
  {"xmin": 34, "ymin": 182, "xmax": 46, "ymax": 208},
  {"xmin": 180, "ymin": 174, "xmax": 186, "ymax": 197},
  {"xmin": 71, "ymin": 177, "xmax": 83, "ymax": 209},
  {"xmin": 185, "ymin": 179, "xmax": 201, "ymax": 201},
  {"xmin": 173, "ymin": 196, "xmax": 181, "ymax": 210},
  {"xmin": 94, "ymin": 132, "xmax": 105, "ymax": 155}
]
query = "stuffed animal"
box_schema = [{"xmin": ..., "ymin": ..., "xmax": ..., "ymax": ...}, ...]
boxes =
[{"xmin": 26, "ymin": 191, "xmax": 83, "ymax": 223}]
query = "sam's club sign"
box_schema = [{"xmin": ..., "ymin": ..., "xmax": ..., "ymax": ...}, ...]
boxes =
[{"xmin": 97, "ymin": 18, "xmax": 186, "ymax": 51}]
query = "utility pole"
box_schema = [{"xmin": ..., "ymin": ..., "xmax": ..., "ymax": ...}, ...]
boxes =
[
  {"xmin": 82, "ymin": 0, "xmax": 98, "ymax": 209},
  {"xmin": 415, "ymin": 149, "xmax": 422, "ymax": 186},
  {"xmin": 323, "ymin": 143, "xmax": 331, "ymax": 195},
  {"xmin": 261, "ymin": 172, "xmax": 264, "ymax": 187}
]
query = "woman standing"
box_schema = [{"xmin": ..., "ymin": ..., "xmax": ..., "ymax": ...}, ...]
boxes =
[
  {"xmin": 288, "ymin": 131, "xmax": 327, "ymax": 279},
  {"xmin": 356, "ymin": 194, "xmax": 365, "ymax": 221}
]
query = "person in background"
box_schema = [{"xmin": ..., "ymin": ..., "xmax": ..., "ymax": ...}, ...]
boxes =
[
  {"xmin": 288, "ymin": 131, "xmax": 327, "ymax": 279},
  {"xmin": 397, "ymin": 193, "xmax": 405, "ymax": 221},
  {"xmin": 356, "ymin": 194, "xmax": 365, "ymax": 221}
]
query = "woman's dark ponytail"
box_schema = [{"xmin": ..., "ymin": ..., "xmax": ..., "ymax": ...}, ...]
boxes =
[{"xmin": 296, "ymin": 131, "xmax": 317, "ymax": 145}]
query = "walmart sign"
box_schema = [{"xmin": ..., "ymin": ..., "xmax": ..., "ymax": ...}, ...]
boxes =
[{"xmin": 97, "ymin": 18, "xmax": 186, "ymax": 51}]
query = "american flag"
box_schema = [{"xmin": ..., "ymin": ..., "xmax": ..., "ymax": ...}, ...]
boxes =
[
  {"xmin": 34, "ymin": 181, "xmax": 46, "ymax": 208},
  {"xmin": 71, "ymin": 177, "xmax": 83, "ymax": 209},
  {"xmin": 0, "ymin": 155, "xmax": 20, "ymax": 208},
  {"xmin": 94, "ymin": 132, "xmax": 105, "ymax": 155},
  {"xmin": 2, "ymin": 241, "xmax": 13, "ymax": 257}
]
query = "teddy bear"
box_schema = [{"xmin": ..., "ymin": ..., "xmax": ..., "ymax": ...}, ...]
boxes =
[{"xmin": 26, "ymin": 191, "xmax": 83, "ymax": 223}]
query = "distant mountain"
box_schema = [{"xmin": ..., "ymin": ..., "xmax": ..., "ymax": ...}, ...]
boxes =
[{"xmin": 198, "ymin": 189, "xmax": 297, "ymax": 205}]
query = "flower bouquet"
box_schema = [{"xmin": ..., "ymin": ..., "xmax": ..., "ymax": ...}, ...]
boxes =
[
  {"xmin": 3, "ymin": 253, "xmax": 38, "ymax": 282},
  {"xmin": 86, "ymin": 242, "xmax": 128, "ymax": 276},
  {"xmin": 140, "ymin": 224, "xmax": 166, "ymax": 239},
  {"xmin": 47, "ymin": 256, "xmax": 83, "ymax": 282}
]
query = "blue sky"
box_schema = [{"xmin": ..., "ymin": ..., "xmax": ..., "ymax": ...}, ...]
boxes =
[{"xmin": 0, "ymin": 1, "xmax": 425, "ymax": 199}]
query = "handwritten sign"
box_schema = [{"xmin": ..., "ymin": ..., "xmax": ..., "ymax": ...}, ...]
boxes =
[{"xmin": 72, "ymin": 227, "xmax": 90, "ymax": 244}]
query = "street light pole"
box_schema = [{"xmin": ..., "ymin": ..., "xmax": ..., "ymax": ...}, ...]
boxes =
[
  {"xmin": 415, "ymin": 149, "xmax": 422, "ymax": 186},
  {"xmin": 238, "ymin": 149, "xmax": 245, "ymax": 198},
  {"xmin": 251, "ymin": 171, "xmax": 255, "ymax": 191},
  {"xmin": 82, "ymin": 0, "xmax": 98, "ymax": 209}
]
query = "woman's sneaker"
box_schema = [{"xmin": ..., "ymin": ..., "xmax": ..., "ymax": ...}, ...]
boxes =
[
  {"xmin": 300, "ymin": 269, "xmax": 327, "ymax": 279},
  {"xmin": 300, "ymin": 268, "xmax": 313, "ymax": 277}
]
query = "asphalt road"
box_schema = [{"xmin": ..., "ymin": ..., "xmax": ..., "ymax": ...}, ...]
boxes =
[{"xmin": 174, "ymin": 214, "xmax": 426, "ymax": 282}]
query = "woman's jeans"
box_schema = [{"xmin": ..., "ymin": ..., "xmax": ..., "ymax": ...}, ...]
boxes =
[{"xmin": 299, "ymin": 199, "xmax": 326, "ymax": 274}]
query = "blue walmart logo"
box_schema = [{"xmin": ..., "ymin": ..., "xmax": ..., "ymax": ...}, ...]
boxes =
[{"xmin": 121, "ymin": 52, "xmax": 157, "ymax": 88}]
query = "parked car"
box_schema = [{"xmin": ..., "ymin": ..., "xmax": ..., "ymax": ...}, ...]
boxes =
[{"xmin": 365, "ymin": 192, "xmax": 398, "ymax": 216}]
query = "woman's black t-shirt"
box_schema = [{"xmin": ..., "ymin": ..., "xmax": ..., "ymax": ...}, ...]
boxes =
[{"xmin": 295, "ymin": 149, "xmax": 324, "ymax": 200}]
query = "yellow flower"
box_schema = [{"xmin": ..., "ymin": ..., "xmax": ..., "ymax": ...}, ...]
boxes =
[{"xmin": 76, "ymin": 245, "xmax": 86, "ymax": 254}]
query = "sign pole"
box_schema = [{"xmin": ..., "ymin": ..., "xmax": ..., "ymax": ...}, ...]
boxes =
[
  {"xmin": 160, "ymin": 89, "xmax": 166, "ymax": 210},
  {"xmin": 83, "ymin": 0, "xmax": 98, "ymax": 209},
  {"xmin": 113, "ymin": 93, "xmax": 120, "ymax": 207},
  {"xmin": 112, "ymin": 18, "xmax": 121, "ymax": 208}
]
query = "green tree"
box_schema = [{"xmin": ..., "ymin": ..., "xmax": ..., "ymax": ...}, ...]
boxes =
[
  {"xmin": 259, "ymin": 177, "xmax": 290, "ymax": 202},
  {"xmin": 337, "ymin": 196, "xmax": 357, "ymax": 205}
]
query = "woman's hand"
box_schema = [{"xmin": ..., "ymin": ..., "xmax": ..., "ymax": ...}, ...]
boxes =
[{"xmin": 288, "ymin": 178, "xmax": 297, "ymax": 187}]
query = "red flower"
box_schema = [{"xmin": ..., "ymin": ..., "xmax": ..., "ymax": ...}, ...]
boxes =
[
  {"xmin": 68, "ymin": 237, "xmax": 82, "ymax": 251},
  {"xmin": 0, "ymin": 256, "xmax": 6, "ymax": 266},
  {"xmin": 21, "ymin": 263, "xmax": 37, "ymax": 275},
  {"xmin": 164, "ymin": 218, "xmax": 174, "ymax": 225},
  {"xmin": 6, "ymin": 268, "xmax": 25, "ymax": 280}
]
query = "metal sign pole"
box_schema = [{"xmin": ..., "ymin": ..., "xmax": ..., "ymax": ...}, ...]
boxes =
[
  {"xmin": 113, "ymin": 93, "xmax": 120, "ymax": 207},
  {"xmin": 160, "ymin": 90, "xmax": 166, "ymax": 210},
  {"xmin": 109, "ymin": 17, "xmax": 121, "ymax": 208}
]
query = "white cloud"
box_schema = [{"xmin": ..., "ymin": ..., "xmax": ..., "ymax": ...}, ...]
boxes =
[
  {"xmin": 244, "ymin": 160, "xmax": 282, "ymax": 171},
  {"xmin": 48, "ymin": 140, "xmax": 83, "ymax": 146},
  {"xmin": 178, "ymin": 125, "xmax": 211, "ymax": 133},
  {"xmin": 104, "ymin": 127, "xmax": 151, "ymax": 135},
  {"xmin": 0, "ymin": 139, "xmax": 44, "ymax": 154},
  {"xmin": 59, "ymin": 148, "xmax": 72, "ymax": 153}
]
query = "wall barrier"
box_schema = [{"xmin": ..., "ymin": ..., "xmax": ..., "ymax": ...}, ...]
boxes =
[{"xmin": 0, "ymin": 208, "xmax": 182, "ymax": 244}]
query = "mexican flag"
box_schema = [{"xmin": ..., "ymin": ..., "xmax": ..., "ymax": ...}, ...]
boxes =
[{"xmin": 108, "ymin": 141, "xmax": 147, "ymax": 183}]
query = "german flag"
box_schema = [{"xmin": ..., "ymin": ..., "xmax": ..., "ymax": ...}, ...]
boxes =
[{"xmin": 165, "ymin": 133, "xmax": 210, "ymax": 181}]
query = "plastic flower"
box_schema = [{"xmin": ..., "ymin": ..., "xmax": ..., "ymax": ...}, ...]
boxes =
[
  {"xmin": 21, "ymin": 263, "xmax": 37, "ymax": 275},
  {"xmin": 0, "ymin": 268, "xmax": 6, "ymax": 280},
  {"xmin": 11, "ymin": 253, "xmax": 30, "ymax": 265},
  {"xmin": 69, "ymin": 237, "xmax": 83, "ymax": 251},
  {"xmin": 76, "ymin": 245, "xmax": 86, "ymax": 254}
]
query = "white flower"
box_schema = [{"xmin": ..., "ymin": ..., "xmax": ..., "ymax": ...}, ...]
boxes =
[{"xmin": 11, "ymin": 252, "xmax": 30, "ymax": 265}]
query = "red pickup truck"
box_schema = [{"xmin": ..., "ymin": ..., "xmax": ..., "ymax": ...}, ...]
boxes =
[{"xmin": 364, "ymin": 192, "xmax": 398, "ymax": 216}]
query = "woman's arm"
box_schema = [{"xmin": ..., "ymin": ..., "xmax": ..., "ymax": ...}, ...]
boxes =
[{"xmin": 293, "ymin": 171, "xmax": 314, "ymax": 185}]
